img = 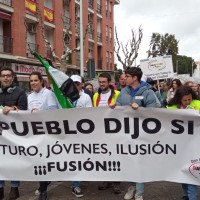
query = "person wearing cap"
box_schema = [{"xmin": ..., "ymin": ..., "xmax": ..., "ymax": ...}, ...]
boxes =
[
  {"xmin": 70, "ymin": 74, "xmax": 92, "ymax": 198},
  {"xmin": 70, "ymin": 75, "xmax": 92, "ymax": 108}
]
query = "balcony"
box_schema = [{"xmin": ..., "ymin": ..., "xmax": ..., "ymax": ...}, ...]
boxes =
[
  {"xmin": 75, "ymin": 19, "xmax": 80, "ymax": 33},
  {"xmin": 27, "ymin": 42, "xmax": 38, "ymax": 58},
  {"xmin": 0, "ymin": 35, "xmax": 12, "ymax": 54},
  {"xmin": 44, "ymin": 7, "xmax": 54, "ymax": 23},
  {"xmin": 26, "ymin": 10, "xmax": 36, "ymax": 16},
  {"xmin": 76, "ymin": 51, "xmax": 80, "ymax": 67},
  {"xmin": 97, "ymin": 3, "xmax": 101, "ymax": 15},
  {"xmin": 88, "ymin": 29, "xmax": 94, "ymax": 40},
  {"xmin": 97, "ymin": 32, "xmax": 102, "ymax": 43},
  {"xmin": 0, "ymin": 0, "xmax": 11, "ymax": 6},
  {"xmin": 88, "ymin": 0, "xmax": 93, "ymax": 10},
  {"xmin": 63, "ymin": 15, "xmax": 71, "ymax": 31}
]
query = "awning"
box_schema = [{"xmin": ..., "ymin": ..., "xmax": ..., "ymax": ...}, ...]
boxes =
[{"xmin": 0, "ymin": 11, "xmax": 11, "ymax": 21}]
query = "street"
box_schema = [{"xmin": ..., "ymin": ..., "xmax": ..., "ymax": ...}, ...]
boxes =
[{"xmin": 3, "ymin": 181, "xmax": 200, "ymax": 200}]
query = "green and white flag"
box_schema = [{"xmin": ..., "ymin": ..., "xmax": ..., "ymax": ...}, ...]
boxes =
[{"xmin": 33, "ymin": 52, "xmax": 79, "ymax": 108}]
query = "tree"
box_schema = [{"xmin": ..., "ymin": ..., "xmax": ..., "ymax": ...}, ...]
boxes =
[
  {"xmin": 114, "ymin": 26, "xmax": 143, "ymax": 70},
  {"xmin": 176, "ymin": 55, "xmax": 195, "ymax": 75},
  {"xmin": 147, "ymin": 33, "xmax": 179, "ymax": 57},
  {"xmin": 147, "ymin": 33, "xmax": 179, "ymax": 71}
]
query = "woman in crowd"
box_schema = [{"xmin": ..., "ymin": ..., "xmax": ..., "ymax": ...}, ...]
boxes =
[
  {"xmin": 160, "ymin": 81, "xmax": 170, "ymax": 107},
  {"xmin": 166, "ymin": 79, "xmax": 182, "ymax": 104},
  {"xmin": 184, "ymin": 81, "xmax": 193, "ymax": 87},
  {"xmin": 28, "ymin": 71, "xmax": 59, "ymax": 200},
  {"xmin": 85, "ymin": 82, "xmax": 95, "ymax": 95},
  {"xmin": 191, "ymin": 82, "xmax": 200, "ymax": 100},
  {"xmin": 167, "ymin": 86, "xmax": 200, "ymax": 200}
]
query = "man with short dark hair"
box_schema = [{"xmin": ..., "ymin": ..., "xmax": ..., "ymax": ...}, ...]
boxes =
[
  {"xmin": 93, "ymin": 72, "xmax": 121, "ymax": 194},
  {"xmin": 115, "ymin": 67, "xmax": 160, "ymax": 200},
  {"xmin": 0, "ymin": 67, "xmax": 27, "ymax": 200},
  {"xmin": 93, "ymin": 72, "xmax": 120, "ymax": 108}
]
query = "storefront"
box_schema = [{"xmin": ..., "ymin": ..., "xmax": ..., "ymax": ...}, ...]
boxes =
[{"xmin": 11, "ymin": 63, "xmax": 48, "ymax": 93}]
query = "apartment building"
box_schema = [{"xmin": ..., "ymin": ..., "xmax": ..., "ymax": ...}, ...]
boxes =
[{"xmin": 0, "ymin": 0, "xmax": 120, "ymax": 90}]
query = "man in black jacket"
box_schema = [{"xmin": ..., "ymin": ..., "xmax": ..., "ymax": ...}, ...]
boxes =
[{"xmin": 0, "ymin": 67, "xmax": 27, "ymax": 200}]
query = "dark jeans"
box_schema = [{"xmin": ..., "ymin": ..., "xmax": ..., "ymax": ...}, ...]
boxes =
[{"xmin": 39, "ymin": 181, "xmax": 49, "ymax": 193}]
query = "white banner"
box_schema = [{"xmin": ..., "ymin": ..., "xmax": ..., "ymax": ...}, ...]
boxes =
[
  {"xmin": 1, "ymin": 107, "xmax": 200, "ymax": 185},
  {"xmin": 140, "ymin": 55, "xmax": 174, "ymax": 79}
]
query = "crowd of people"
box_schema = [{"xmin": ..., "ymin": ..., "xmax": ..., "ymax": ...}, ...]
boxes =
[{"xmin": 0, "ymin": 66, "xmax": 199, "ymax": 200}]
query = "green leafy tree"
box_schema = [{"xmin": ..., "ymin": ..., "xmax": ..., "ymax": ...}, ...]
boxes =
[
  {"xmin": 147, "ymin": 33, "xmax": 179, "ymax": 71},
  {"xmin": 176, "ymin": 55, "xmax": 196, "ymax": 75},
  {"xmin": 147, "ymin": 33, "xmax": 179, "ymax": 57}
]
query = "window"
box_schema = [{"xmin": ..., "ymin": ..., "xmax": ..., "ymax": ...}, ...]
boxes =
[
  {"xmin": 109, "ymin": 27, "xmax": 112, "ymax": 38},
  {"xmin": 106, "ymin": 26, "xmax": 109, "ymax": 44},
  {"xmin": 44, "ymin": 0, "xmax": 53, "ymax": 9},
  {"xmin": 88, "ymin": 42, "xmax": 94, "ymax": 59},
  {"xmin": 106, "ymin": 51, "xmax": 109, "ymax": 68},
  {"xmin": 106, "ymin": 0, "xmax": 108, "ymax": 10},
  {"xmin": 106, "ymin": 26, "xmax": 108, "ymax": 37},
  {"xmin": 110, "ymin": 52, "xmax": 112, "ymax": 63}
]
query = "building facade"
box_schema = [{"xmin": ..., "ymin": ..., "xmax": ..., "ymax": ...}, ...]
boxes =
[{"xmin": 0, "ymin": 0, "xmax": 119, "ymax": 90}]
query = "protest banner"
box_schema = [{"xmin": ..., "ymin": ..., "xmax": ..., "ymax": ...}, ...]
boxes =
[
  {"xmin": 140, "ymin": 55, "xmax": 174, "ymax": 80},
  {"xmin": 0, "ymin": 107, "xmax": 200, "ymax": 185}
]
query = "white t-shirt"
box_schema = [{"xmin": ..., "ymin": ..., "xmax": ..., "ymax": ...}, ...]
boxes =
[
  {"xmin": 98, "ymin": 90, "xmax": 111, "ymax": 107},
  {"xmin": 74, "ymin": 90, "xmax": 92, "ymax": 108},
  {"xmin": 28, "ymin": 88, "xmax": 59, "ymax": 110}
]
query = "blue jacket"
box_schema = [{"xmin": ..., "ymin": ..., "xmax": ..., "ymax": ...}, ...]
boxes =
[{"xmin": 116, "ymin": 82, "xmax": 160, "ymax": 108}]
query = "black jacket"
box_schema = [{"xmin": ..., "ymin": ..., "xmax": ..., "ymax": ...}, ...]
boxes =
[{"xmin": 0, "ymin": 86, "xmax": 27, "ymax": 110}]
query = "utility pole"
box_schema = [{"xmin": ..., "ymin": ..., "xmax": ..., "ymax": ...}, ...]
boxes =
[
  {"xmin": 176, "ymin": 60, "xmax": 178, "ymax": 74},
  {"xmin": 80, "ymin": 0, "xmax": 84, "ymax": 77},
  {"xmin": 192, "ymin": 62, "xmax": 194, "ymax": 77}
]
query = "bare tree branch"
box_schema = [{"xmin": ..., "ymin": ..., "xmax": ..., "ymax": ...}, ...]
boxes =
[
  {"xmin": 114, "ymin": 26, "xmax": 126, "ymax": 68},
  {"xmin": 114, "ymin": 25, "xmax": 143, "ymax": 69}
]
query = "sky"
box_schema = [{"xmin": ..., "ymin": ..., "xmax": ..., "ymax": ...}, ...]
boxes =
[{"xmin": 114, "ymin": 0, "xmax": 200, "ymax": 68}]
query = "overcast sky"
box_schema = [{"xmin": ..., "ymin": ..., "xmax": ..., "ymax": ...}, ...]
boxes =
[{"xmin": 114, "ymin": 0, "xmax": 200, "ymax": 68}]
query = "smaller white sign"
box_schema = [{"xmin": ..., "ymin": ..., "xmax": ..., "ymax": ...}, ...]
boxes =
[{"xmin": 140, "ymin": 55, "xmax": 174, "ymax": 80}]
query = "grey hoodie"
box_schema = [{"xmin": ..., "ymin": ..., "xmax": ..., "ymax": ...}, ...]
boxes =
[{"xmin": 116, "ymin": 83, "xmax": 161, "ymax": 108}]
